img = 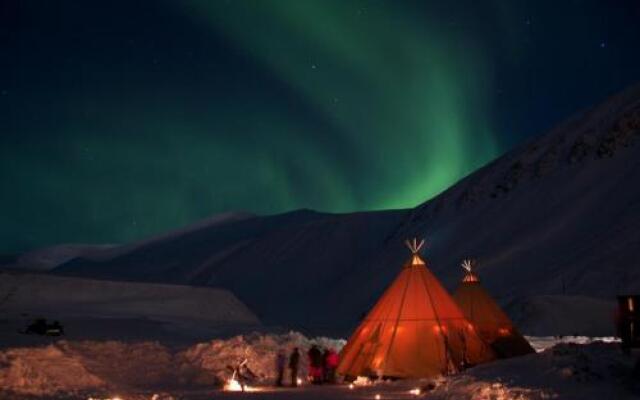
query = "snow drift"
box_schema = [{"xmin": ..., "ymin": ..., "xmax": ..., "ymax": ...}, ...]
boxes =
[
  {"xmin": 0, "ymin": 332, "xmax": 344, "ymax": 397},
  {"xmin": 0, "ymin": 334, "xmax": 636, "ymax": 399},
  {"xmin": 428, "ymin": 342, "xmax": 638, "ymax": 399}
]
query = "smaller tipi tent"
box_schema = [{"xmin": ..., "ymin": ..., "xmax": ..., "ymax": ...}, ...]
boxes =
[
  {"xmin": 337, "ymin": 240, "xmax": 495, "ymax": 379},
  {"xmin": 453, "ymin": 259, "xmax": 535, "ymax": 358}
]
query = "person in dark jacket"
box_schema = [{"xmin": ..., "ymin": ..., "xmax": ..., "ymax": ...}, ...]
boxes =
[
  {"xmin": 289, "ymin": 347, "xmax": 300, "ymax": 387},
  {"xmin": 275, "ymin": 349, "xmax": 286, "ymax": 387},
  {"xmin": 307, "ymin": 345, "xmax": 323, "ymax": 384}
]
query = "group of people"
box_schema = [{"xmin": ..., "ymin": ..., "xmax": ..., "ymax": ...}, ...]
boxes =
[{"xmin": 275, "ymin": 345, "xmax": 340, "ymax": 387}]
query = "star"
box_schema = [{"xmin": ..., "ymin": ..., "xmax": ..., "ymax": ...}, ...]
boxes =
[{"xmin": 600, "ymin": 41, "xmax": 606, "ymax": 48}]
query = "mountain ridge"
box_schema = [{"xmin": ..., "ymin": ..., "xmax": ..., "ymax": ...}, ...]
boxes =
[{"xmin": 33, "ymin": 83, "xmax": 640, "ymax": 335}]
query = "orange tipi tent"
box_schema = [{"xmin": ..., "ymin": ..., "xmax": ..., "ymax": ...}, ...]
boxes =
[
  {"xmin": 337, "ymin": 240, "xmax": 496, "ymax": 379},
  {"xmin": 453, "ymin": 259, "xmax": 534, "ymax": 358}
]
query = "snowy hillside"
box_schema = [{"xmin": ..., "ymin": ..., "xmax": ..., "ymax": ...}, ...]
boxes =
[
  {"xmin": 0, "ymin": 271, "xmax": 259, "ymax": 345},
  {"xmin": 51, "ymin": 84, "xmax": 640, "ymax": 337},
  {"xmin": 390, "ymin": 83, "xmax": 640, "ymax": 312}
]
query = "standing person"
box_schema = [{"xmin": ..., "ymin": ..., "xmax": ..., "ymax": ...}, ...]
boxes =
[
  {"xmin": 275, "ymin": 349, "xmax": 286, "ymax": 387},
  {"xmin": 289, "ymin": 347, "xmax": 300, "ymax": 387},
  {"xmin": 232, "ymin": 358, "xmax": 256, "ymax": 392},
  {"xmin": 324, "ymin": 348, "xmax": 339, "ymax": 383},
  {"xmin": 307, "ymin": 345, "xmax": 323, "ymax": 384}
]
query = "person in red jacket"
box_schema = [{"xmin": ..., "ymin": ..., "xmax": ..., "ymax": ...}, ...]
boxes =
[{"xmin": 323, "ymin": 348, "xmax": 339, "ymax": 383}]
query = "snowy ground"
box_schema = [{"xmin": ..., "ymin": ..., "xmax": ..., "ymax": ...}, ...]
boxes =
[
  {"xmin": 0, "ymin": 271, "xmax": 261, "ymax": 348},
  {"xmin": 0, "ymin": 333, "xmax": 638, "ymax": 400}
]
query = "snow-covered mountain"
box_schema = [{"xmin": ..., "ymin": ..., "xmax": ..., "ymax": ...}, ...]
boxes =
[
  {"xmin": 50, "ymin": 84, "xmax": 640, "ymax": 336},
  {"xmin": 12, "ymin": 244, "xmax": 118, "ymax": 271},
  {"xmin": 8, "ymin": 211, "xmax": 255, "ymax": 271}
]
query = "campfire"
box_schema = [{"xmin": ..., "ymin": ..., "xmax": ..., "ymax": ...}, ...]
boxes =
[{"xmin": 223, "ymin": 377, "xmax": 262, "ymax": 392}]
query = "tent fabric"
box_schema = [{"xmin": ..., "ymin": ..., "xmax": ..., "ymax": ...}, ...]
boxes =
[
  {"xmin": 453, "ymin": 271, "xmax": 535, "ymax": 358},
  {"xmin": 337, "ymin": 252, "xmax": 496, "ymax": 379}
]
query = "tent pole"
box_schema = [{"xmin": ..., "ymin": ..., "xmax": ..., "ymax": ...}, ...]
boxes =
[
  {"xmin": 379, "ymin": 266, "xmax": 413, "ymax": 377},
  {"xmin": 418, "ymin": 266, "xmax": 456, "ymax": 375}
]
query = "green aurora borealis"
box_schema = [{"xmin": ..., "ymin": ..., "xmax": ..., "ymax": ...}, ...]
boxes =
[
  {"xmin": 187, "ymin": 1, "xmax": 499, "ymax": 209},
  {"xmin": 2, "ymin": 1, "xmax": 640, "ymax": 252}
]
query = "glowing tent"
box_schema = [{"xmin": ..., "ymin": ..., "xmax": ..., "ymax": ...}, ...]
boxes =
[
  {"xmin": 453, "ymin": 259, "xmax": 535, "ymax": 358},
  {"xmin": 337, "ymin": 240, "xmax": 496, "ymax": 379}
]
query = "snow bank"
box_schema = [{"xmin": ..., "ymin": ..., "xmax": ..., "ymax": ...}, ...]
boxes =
[
  {"xmin": 0, "ymin": 332, "xmax": 345, "ymax": 397},
  {"xmin": 62, "ymin": 341, "xmax": 175, "ymax": 389},
  {"xmin": 526, "ymin": 335, "xmax": 620, "ymax": 353},
  {"xmin": 181, "ymin": 331, "xmax": 345, "ymax": 385},
  {"xmin": 428, "ymin": 341, "xmax": 638, "ymax": 400},
  {"xmin": 0, "ymin": 344, "xmax": 104, "ymax": 395},
  {"xmin": 1, "ymin": 334, "xmax": 636, "ymax": 399}
]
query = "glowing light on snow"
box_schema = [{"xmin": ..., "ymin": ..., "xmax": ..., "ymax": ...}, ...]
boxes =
[
  {"xmin": 297, "ymin": 377, "xmax": 303, "ymax": 385},
  {"xmin": 348, "ymin": 383, "xmax": 354, "ymax": 390},
  {"xmin": 375, "ymin": 394, "xmax": 381, "ymax": 400},
  {"xmin": 409, "ymin": 388, "xmax": 421, "ymax": 395},
  {"xmin": 223, "ymin": 378, "xmax": 260, "ymax": 392},
  {"xmin": 353, "ymin": 376, "xmax": 372, "ymax": 386},
  {"xmin": 224, "ymin": 378, "xmax": 244, "ymax": 391}
]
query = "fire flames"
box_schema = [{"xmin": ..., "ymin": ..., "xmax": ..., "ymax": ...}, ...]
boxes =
[
  {"xmin": 86, "ymin": 397, "xmax": 123, "ymax": 400},
  {"xmin": 223, "ymin": 378, "xmax": 260, "ymax": 392}
]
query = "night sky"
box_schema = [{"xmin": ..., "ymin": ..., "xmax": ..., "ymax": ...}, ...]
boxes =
[{"xmin": 2, "ymin": 1, "xmax": 640, "ymax": 252}]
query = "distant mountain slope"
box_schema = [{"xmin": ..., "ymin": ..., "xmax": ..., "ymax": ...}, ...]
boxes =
[
  {"xmin": 54, "ymin": 209, "xmax": 408, "ymax": 332},
  {"xmin": 53, "ymin": 84, "xmax": 640, "ymax": 336},
  {"xmin": 12, "ymin": 244, "xmax": 118, "ymax": 271},
  {"xmin": 10, "ymin": 211, "xmax": 255, "ymax": 271}
]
